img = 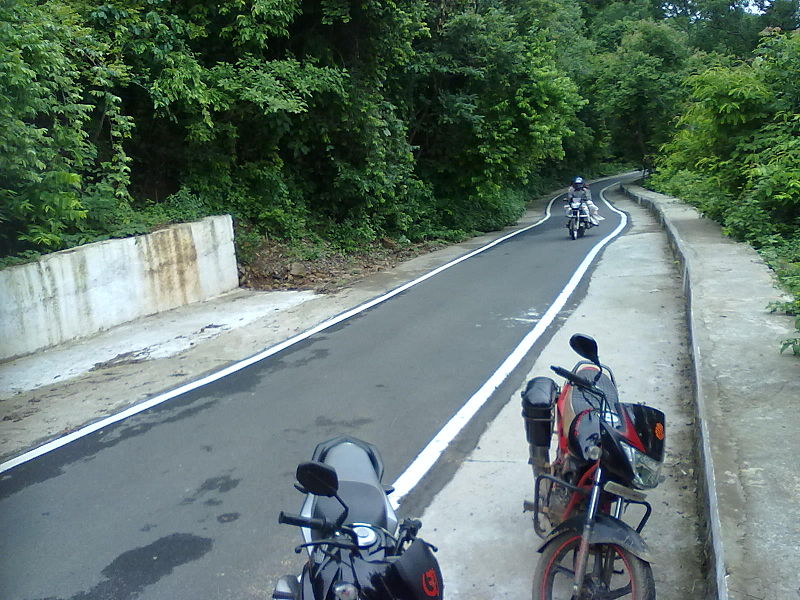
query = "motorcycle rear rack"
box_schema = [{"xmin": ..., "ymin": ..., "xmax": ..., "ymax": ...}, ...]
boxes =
[{"xmin": 529, "ymin": 473, "xmax": 652, "ymax": 538}]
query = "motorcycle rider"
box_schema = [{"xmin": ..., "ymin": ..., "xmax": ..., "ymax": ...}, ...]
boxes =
[{"xmin": 566, "ymin": 177, "xmax": 604, "ymax": 225}]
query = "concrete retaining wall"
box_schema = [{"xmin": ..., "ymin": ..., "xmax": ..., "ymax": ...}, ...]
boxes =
[{"xmin": 0, "ymin": 216, "xmax": 238, "ymax": 361}]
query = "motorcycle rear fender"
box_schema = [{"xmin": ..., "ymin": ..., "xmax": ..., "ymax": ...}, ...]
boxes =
[
  {"xmin": 311, "ymin": 435, "xmax": 384, "ymax": 480},
  {"xmin": 537, "ymin": 514, "xmax": 654, "ymax": 563}
]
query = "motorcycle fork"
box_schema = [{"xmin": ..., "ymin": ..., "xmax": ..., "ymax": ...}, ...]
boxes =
[
  {"xmin": 572, "ymin": 463, "xmax": 603, "ymax": 596},
  {"xmin": 597, "ymin": 499, "xmax": 625, "ymax": 582}
]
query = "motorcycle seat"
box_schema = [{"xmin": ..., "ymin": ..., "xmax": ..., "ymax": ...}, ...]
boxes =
[
  {"xmin": 305, "ymin": 438, "xmax": 398, "ymax": 536},
  {"xmin": 561, "ymin": 364, "xmax": 619, "ymax": 428},
  {"xmin": 311, "ymin": 481, "xmax": 390, "ymax": 530}
]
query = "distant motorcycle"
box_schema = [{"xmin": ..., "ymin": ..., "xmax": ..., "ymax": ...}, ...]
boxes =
[
  {"xmin": 565, "ymin": 198, "xmax": 592, "ymax": 240},
  {"xmin": 273, "ymin": 436, "xmax": 443, "ymax": 600},
  {"xmin": 521, "ymin": 334, "xmax": 665, "ymax": 600}
]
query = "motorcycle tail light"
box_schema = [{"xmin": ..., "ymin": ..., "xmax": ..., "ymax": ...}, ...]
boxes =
[
  {"xmin": 621, "ymin": 442, "xmax": 662, "ymax": 489},
  {"xmin": 333, "ymin": 583, "xmax": 359, "ymax": 600}
]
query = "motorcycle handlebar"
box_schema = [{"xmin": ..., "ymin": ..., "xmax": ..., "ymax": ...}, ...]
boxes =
[
  {"xmin": 279, "ymin": 511, "xmax": 328, "ymax": 531},
  {"xmin": 550, "ymin": 365, "xmax": 595, "ymax": 389}
]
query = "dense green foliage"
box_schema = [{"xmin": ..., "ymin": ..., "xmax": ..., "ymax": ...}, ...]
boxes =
[
  {"xmin": 650, "ymin": 29, "xmax": 800, "ymax": 353},
  {"xmin": 2, "ymin": 0, "xmax": 798, "ymax": 346},
  {"xmin": 1, "ymin": 0, "xmax": 586, "ymax": 259}
]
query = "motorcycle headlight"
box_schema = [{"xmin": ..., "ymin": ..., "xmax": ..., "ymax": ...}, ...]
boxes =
[
  {"xmin": 620, "ymin": 443, "xmax": 662, "ymax": 489},
  {"xmin": 333, "ymin": 583, "xmax": 359, "ymax": 600}
]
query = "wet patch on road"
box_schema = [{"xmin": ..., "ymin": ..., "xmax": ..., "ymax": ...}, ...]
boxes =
[
  {"xmin": 217, "ymin": 512, "xmax": 239, "ymax": 523},
  {"xmin": 180, "ymin": 473, "xmax": 241, "ymax": 505},
  {"xmin": 33, "ymin": 533, "xmax": 213, "ymax": 600},
  {"xmin": 314, "ymin": 415, "xmax": 373, "ymax": 432}
]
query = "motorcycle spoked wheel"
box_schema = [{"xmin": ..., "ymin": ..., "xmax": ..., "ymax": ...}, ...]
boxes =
[
  {"xmin": 569, "ymin": 219, "xmax": 578, "ymax": 240},
  {"xmin": 532, "ymin": 532, "xmax": 655, "ymax": 600}
]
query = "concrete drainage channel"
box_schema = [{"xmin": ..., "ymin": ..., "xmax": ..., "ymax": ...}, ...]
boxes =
[
  {"xmin": 621, "ymin": 182, "xmax": 800, "ymax": 600},
  {"xmin": 620, "ymin": 183, "xmax": 728, "ymax": 600}
]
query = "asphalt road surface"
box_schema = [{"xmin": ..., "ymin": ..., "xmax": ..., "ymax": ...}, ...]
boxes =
[{"xmin": 0, "ymin": 179, "xmax": 628, "ymax": 600}]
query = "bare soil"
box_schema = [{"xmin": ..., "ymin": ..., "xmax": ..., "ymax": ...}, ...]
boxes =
[{"xmin": 238, "ymin": 237, "xmax": 449, "ymax": 293}]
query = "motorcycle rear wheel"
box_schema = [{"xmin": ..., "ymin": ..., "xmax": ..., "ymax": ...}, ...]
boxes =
[{"xmin": 532, "ymin": 532, "xmax": 655, "ymax": 600}]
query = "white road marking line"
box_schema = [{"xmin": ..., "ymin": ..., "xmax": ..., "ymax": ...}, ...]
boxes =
[
  {"xmin": 388, "ymin": 183, "xmax": 627, "ymax": 507},
  {"xmin": 0, "ymin": 195, "xmax": 561, "ymax": 475}
]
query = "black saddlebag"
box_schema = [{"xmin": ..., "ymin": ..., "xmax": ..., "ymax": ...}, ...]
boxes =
[{"xmin": 521, "ymin": 377, "xmax": 558, "ymax": 447}]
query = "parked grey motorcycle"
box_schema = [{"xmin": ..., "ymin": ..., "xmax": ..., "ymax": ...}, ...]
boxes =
[{"xmin": 273, "ymin": 436, "xmax": 443, "ymax": 600}]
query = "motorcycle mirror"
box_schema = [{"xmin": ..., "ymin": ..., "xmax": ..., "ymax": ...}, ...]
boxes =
[
  {"xmin": 569, "ymin": 333, "xmax": 600, "ymax": 366},
  {"xmin": 296, "ymin": 461, "xmax": 339, "ymax": 497}
]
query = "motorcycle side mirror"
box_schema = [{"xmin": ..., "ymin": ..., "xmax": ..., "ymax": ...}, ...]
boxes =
[
  {"xmin": 569, "ymin": 333, "xmax": 600, "ymax": 366},
  {"xmin": 296, "ymin": 461, "xmax": 339, "ymax": 497}
]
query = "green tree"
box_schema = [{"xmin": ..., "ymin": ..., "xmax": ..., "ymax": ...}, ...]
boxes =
[
  {"xmin": 591, "ymin": 20, "xmax": 692, "ymax": 163},
  {"xmin": 405, "ymin": 3, "xmax": 584, "ymax": 233},
  {"xmin": 653, "ymin": 30, "xmax": 800, "ymax": 238},
  {"xmin": 0, "ymin": 0, "xmax": 134, "ymax": 255},
  {"xmin": 664, "ymin": 0, "xmax": 799, "ymax": 58},
  {"xmin": 652, "ymin": 30, "xmax": 800, "ymax": 352}
]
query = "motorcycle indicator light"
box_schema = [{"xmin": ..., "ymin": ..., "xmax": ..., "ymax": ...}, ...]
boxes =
[
  {"xmin": 654, "ymin": 422, "xmax": 665, "ymax": 440},
  {"xmin": 333, "ymin": 582, "xmax": 359, "ymax": 600}
]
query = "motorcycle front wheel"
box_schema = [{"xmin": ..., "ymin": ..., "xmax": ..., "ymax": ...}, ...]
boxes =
[{"xmin": 532, "ymin": 532, "xmax": 655, "ymax": 600}]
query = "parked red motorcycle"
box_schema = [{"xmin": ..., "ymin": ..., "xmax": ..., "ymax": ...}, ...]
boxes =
[{"xmin": 521, "ymin": 334, "xmax": 665, "ymax": 600}]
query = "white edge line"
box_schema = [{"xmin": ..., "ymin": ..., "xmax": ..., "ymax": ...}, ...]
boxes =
[
  {"xmin": 388, "ymin": 183, "xmax": 627, "ymax": 507},
  {"xmin": 1, "ymin": 196, "xmax": 560, "ymax": 475}
]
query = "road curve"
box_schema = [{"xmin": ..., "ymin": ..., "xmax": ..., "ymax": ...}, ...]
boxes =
[{"xmin": 0, "ymin": 177, "xmax": 630, "ymax": 600}]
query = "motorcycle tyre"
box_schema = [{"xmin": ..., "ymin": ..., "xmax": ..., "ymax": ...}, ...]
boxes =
[
  {"xmin": 577, "ymin": 225, "xmax": 585, "ymax": 238},
  {"xmin": 532, "ymin": 531, "xmax": 655, "ymax": 600},
  {"xmin": 568, "ymin": 220, "xmax": 578, "ymax": 240}
]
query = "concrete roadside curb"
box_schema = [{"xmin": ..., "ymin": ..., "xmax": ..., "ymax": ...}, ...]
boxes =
[{"xmin": 620, "ymin": 182, "xmax": 800, "ymax": 600}]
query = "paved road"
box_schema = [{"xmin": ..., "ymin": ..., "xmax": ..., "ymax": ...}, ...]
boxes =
[{"xmin": 0, "ymin": 179, "xmax": 628, "ymax": 600}]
